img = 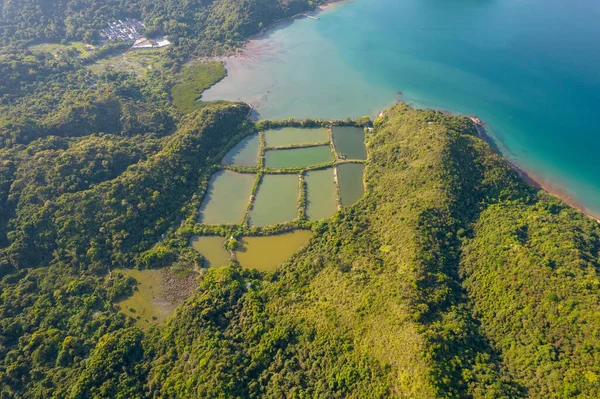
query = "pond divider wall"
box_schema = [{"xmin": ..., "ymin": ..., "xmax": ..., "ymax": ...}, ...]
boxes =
[
  {"xmin": 264, "ymin": 141, "xmax": 331, "ymax": 151},
  {"xmin": 242, "ymin": 171, "xmax": 264, "ymax": 227},
  {"xmin": 220, "ymin": 161, "xmax": 336, "ymax": 175},
  {"xmin": 333, "ymin": 165, "xmax": 342, "ymax": 210},
  {"xmin": 328, "ymin": 124, "xmax": 339, "ymax": 161},
  {"xmin": 298, "ymin": 173, "xmax": 307, "ymax": 220},
  {"xmin": 257, "ymin": 131, "xmax": 266, "ymax": 168}
]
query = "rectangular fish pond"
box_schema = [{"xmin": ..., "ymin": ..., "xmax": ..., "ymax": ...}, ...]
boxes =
[
  {"xmin": 264, "ymin": 127, "xmax": 329, "ymax": 147},
  {"xmin": 198, "ymin": 170, "xmax": 256, "ymax": 225},
  {"xmin": 305, "ymin": 168, "xmax": 338, "ymax": 220},
  {"xmin": 337, "ymin": 163, "xmax": 365, "ymax": 207},
  {"xmin": 264, "ymin": 145, "xmax": 333, "ymax": 168},
  {"xmin": 250, "ymin": 174, "xmax": 299, "ymax": 226},
  {"xmin": 332, "ymin": 126, "xmax": 367, "ymax": 160}
]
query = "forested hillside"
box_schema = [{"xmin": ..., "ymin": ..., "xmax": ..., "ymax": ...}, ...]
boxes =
[
  {"xmin": 1, "ymin": 0, "xmax": 600, "ymax": 396},
  {"xmin": 2, "ymin": 101, "xmax": 600, "ymax": 397},
  {"xmin": 0, "ymin": 0, "xmax": 323, "ymax": 56}
]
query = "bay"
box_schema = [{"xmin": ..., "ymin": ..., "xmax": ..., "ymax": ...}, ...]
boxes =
[{"xmin": 203, "ymin": 0, "xmax": 600, "ymax": 216}]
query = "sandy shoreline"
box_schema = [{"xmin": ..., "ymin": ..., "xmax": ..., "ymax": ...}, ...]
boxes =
[
  {"xmin": 245, "ymin": 0, "xmax": 346, "ymax": 42},
  {"xmin": 195, "ymin": 0, "xmax": 346, "ymax": 64},
  {"xmin": 470, "ymin": 119, "xmax": 600, "ymax": 223}
]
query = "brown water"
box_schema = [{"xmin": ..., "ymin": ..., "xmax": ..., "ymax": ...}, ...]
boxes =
[
  {"xmin": 236, "ymin": 230, "xmax": 313, "ymax": 271},
  {"xmin": 190, "ymin": 236, "xmax": 231, "ymax": 268},
  {"xmin": 115, "ymin": 269, "xmax": 179, "ymax": 327}
]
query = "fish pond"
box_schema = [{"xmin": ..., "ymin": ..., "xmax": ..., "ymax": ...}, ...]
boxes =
[
  {"xmin": 338, "ymin": 163, "xmax": 365, "ymax": 207},
  {"xmin": 198, "ymin": 170, "xmax": 256, "ymax": 225},
  {"xmin": 333, "ymin": 126, "xmax": 367, "ymax": 160},
  {"xmin": 236, "ymin": 230, "xmax": 313, "ymax": 271},
  {"xmin": 221, "ymin": 134, "xmax": 260, "ymax": 166},
  {"xmin": 264, "ymin": 145, "xmax": 332, "ymax": 168},
  {"xmin": 305, "ymin": 168, "xmax": 338, "ymax": 220},
  {"xmin": 193, "ymin": 126, "xmax": 367, "ymax": 272},
  {"xmin": 250, "ymin": 174, "xmax": 299, "ymax": 226},
  {"xmin": 264, "ymin": 127, "xmax": 329, "ymax": 147},
  {"xmin": 190, "ymin": 236, "xmax": 231, "ymax": 268}
]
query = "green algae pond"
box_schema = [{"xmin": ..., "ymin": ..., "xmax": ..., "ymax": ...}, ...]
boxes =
[
  {"xmin": 333, "ymin": 126, "xmax": 367, "ymax": 160},
  {"xmin": 115, "ymin": 268, "xmax": 196, "ymax": 327},
  {"xmin": 265, "ymin": 145, "xmax": 332, "ymax": 168},
  {"xmin": 250, "ymin": 174, "xmax": 299, "ymax": 226},
  {"xmin": 199, "ymin": 170, "xmax": 256, "ymax": 225},
  {"xmin": 264, "ymin": 127, "xmax": 329, "ymax": 147},
  {"xmin": 305, "ymin": 168, "xmax": 338, "ymax": 220},
  {"xmin": 221, "ymin": 134, "xmax": 260, "ymax": 166},
  {"xmin": 337, "ymin": 163, "xmax": 365, "ymax": 207},
  {"xmin": 189, "ymin": 236, "xmax": 231, "ymax": 268},
  {"xmin": 236, "ymin": 230, "xmax": 313, "ymax": 271}
]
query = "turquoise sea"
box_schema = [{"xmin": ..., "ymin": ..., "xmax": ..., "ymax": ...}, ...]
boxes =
[{"xmin": 203, "ymin": 0, "xmax": 600, "ymax": 216}]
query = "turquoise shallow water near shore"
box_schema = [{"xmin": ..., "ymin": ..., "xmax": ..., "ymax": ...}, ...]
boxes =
[{"xmin": 203, "ymin": 0, "xmax": 600, "ymax": 216}]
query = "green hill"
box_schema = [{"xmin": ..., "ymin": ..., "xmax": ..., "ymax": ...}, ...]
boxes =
[{"xmin": 2, "ymin": 103, "xmax": 600, "ymax": 397}]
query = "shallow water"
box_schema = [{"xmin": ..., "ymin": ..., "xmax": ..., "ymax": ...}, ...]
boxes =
[
  {"xmin": 250, "ymin": 174, "xmax": 299, "ymax": 226},
  {"xmin": 264, "ymin": 145, "xmax": 332, "ymax": 168},
  {"xmin": 236, "ymin": 230, "xmax": 313, "ymax": 271},
  {"xmin": 199, "ymin": 170, "xmax": 255, "ymax": 225},
  {"xmin": 264, "ymin": 127, "xmax": 329, "ymax": 147},
  {"xmin": 115, "ymin": 269, "xmax": 178, "ymax": 327},
  {"xmin": 221, "ymin": 134, "xmax": 260, "ymax": 166},
  {"xmin": 337, "ymin": 163, "xmax": 365, "ymax": 207},
  {"xmin": 305, "ymin": 168, "xmax": 338, "ymax": 220},
  {"xmin": 202, "ymin": 0, "xmax": 600, "ymax": 216},
  {"xmin": 332, "ymin": 126, "xmax": 367, "ymax": 160},
  {"xmin": 189, "ymin": 236, "xmax": 231, "ymax": 268}
]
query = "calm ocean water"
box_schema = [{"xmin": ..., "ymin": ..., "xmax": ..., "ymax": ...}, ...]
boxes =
[{"xmin": 203, "ymin": 0, "xmax": 600, "ymax": 215}]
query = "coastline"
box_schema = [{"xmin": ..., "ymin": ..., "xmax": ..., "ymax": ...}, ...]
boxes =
[
  {"xmin": 195, "ymin": 0, "xmax": 600, "ymax": 224},
  {"xmin": 470, "ymin": 118, "xmax": 600, "ymax": 223},
  {"xmin": 244, "ymin": 0, "xmax": 347, "ymax": 43},
  {"xmin": 195, "ymin": 0, "xmax": 346, "ymax": 64}
]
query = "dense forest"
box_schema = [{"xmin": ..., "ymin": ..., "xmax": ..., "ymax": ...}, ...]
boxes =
[
  {"xmin": 1, "ymin": 0, "xmax": 600, "ymax": 397},
  {"xmin": 0, "ymin": 0, "xmax": 323, "ymax": 56}
]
